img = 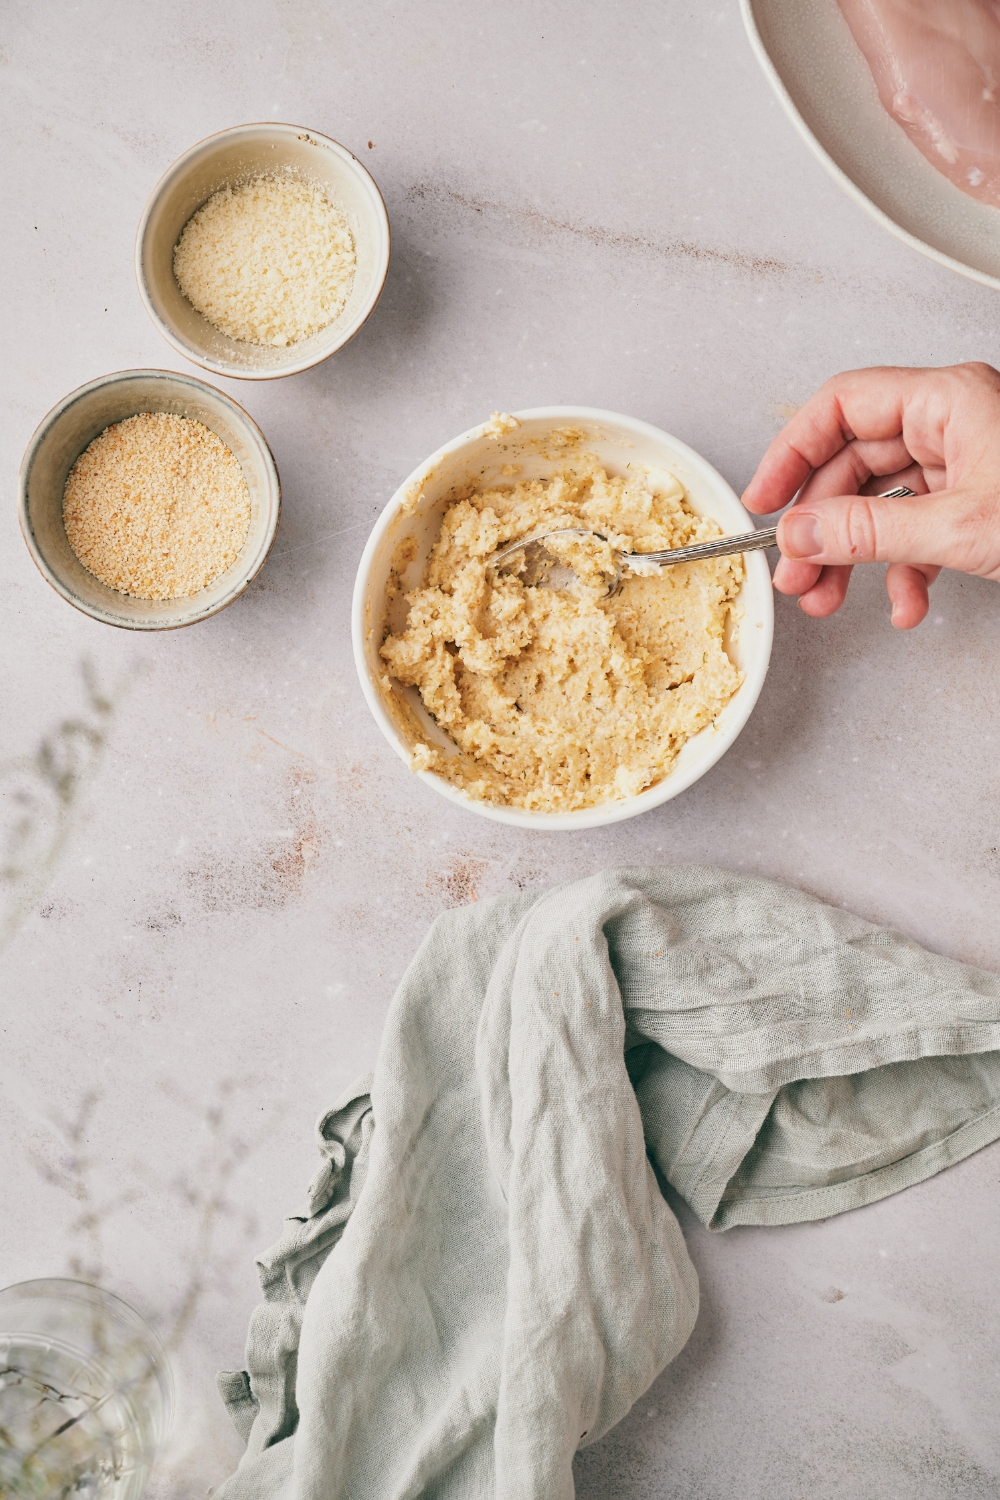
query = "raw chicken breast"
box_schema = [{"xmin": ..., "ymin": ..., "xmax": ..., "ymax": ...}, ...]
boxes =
[{"xmin": 838, "ymin": 0, "xmax": 1000, "ymax": 206}]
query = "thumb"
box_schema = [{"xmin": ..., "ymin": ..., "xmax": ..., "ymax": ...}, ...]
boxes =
[{"xmin": 777, "ymin": 489, "xmax": 1000, "ymax": 576}]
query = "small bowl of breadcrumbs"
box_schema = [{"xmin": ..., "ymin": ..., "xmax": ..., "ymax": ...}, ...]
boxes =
[
  {"xmin": 136, "ymin": 123, "xmax": 390, "ymax": 380},
  {"xmin": 19, "ymin": 369, "xmax": 281, "ymax": 630}
]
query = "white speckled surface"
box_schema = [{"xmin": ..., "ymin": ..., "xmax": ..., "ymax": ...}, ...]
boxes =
[{"xmin": 2, "ymin": 3, "xmax": 999, "ymax": 1496}]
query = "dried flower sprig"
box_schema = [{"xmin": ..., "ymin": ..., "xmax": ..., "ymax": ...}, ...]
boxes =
[{"xmin": 0, "ymin": 662, "xmax": 128, "ymax": 954}]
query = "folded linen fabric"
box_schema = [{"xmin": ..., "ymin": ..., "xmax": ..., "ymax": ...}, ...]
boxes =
[{"xmin": 216, "ymin": 866, "xmax": 1000, "ymax": 1500}]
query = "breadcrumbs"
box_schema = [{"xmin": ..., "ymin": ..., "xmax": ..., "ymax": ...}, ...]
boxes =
[
  {"xmin": 173, "ymin": 174, "xmax": 356, "ymax": 347},
  {"xmin": 63, "ymin": 412, "xmax": 251, "ymax": 600}
]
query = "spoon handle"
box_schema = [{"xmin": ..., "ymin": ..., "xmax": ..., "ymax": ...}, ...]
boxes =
[
  {"xmin": 638, "ymin": 526, "xmax": 778, "ymax": 568},
  {"xmin": 638, "ymin": 484, "xmax": 915, "ymax": 569}
]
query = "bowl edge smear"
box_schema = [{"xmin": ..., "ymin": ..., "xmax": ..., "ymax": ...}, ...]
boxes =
[
  {"xmin": 352, "ymin": 406, "xmax": 774, "ymax": 830},
  {"xmin": 18, "ymin": 368, "xmax": 282, "ymax": 632},
  {"xmin": 135, "ymin": 122, "xmax": 391, "ymax": 382}
]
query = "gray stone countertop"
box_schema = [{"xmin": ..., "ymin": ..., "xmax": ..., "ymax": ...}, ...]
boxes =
[{"xmin": 2, "ymin": 2, "xmax": 999, "ymax": 1495}]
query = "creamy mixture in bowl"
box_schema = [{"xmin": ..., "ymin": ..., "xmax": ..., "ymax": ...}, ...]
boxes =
[{"xmin": 380, "ymin": 455, "xmax": 743, "ymax": 813}]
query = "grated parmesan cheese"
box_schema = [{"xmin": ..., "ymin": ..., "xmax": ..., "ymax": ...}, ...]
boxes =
[
  {"xmin": 173, "ymin": 174, "xmax": 357, "ymax": 347},
  {"xmin": 63, "ymin": 412, "xmax": 251, "ymax": 600}
]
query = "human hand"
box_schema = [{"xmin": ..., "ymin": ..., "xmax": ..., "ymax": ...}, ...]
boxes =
[{"xmin": 741, "ymin": 362, "xmax": 1000, "ymax": 628}]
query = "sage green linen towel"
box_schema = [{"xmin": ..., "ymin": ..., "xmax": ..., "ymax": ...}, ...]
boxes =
[{"xmin": 216, "ymin": 866, "xmax": 1000, "ymax": 1500}]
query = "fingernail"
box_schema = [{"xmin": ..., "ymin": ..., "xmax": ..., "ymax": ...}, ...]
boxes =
[{"xmin": 782, "ymin": 512, "xmax": 824, "ymax": 558}]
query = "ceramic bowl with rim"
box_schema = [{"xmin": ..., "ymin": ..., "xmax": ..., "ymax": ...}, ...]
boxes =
[
  {"xmin": 742, "ymin": 0, "xmax": 1000, "ymax": 292},
  {"xmin": 135, "ymin": 123, "xmax": 391, "ymax": 380},
  {"xmin": 352, "ymin": 407, "xmax": 774, "ymax": 831},
  {"xmin": 19, "ymin": 368, "xmax": 281, "ymax": 630}
]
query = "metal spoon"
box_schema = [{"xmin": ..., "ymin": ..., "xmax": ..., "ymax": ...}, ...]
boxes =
[{"xmin": 487, "ymin": 485, "xmax": 915, "ymax": 597}]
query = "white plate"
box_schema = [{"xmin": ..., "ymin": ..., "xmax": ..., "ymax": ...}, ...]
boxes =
[{"xmin": 742, "ymin": 0, "xmax": 1000, "ymax": 291}]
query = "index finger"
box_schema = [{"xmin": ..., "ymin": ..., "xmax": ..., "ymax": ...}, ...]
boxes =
[{"xmin": 742, "ymin": 366, "xmax": 928, "ymax": 515}]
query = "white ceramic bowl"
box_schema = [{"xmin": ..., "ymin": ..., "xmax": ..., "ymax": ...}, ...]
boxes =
[
  {"xmin": 19, "ymin": 369, "xmax": 281, "ymax": 630},
  {"xmin": 742, "ymin": 0, "xmax": 1000, "ymax": 292},
  {"xmin": 352, "ymin": 407, "xmax": 774, "ymax": 830},
  {"xmin": 135, "ymin": 123, "xmax": 390, "ymax": 380}
]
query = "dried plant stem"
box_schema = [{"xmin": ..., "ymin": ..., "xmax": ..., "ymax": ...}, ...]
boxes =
[{"xmin": 0, "ymin": 662, "xmax": 130, "ymax": 954}]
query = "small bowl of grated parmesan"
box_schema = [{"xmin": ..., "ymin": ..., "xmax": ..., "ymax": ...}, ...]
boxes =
[
  {"xmin": 136, "ymin": 123, "xmax": 390, "ymax": 380},
  {"xmin": 19, "ymin": 368, "xmax": 281, "ymax": 630}
]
